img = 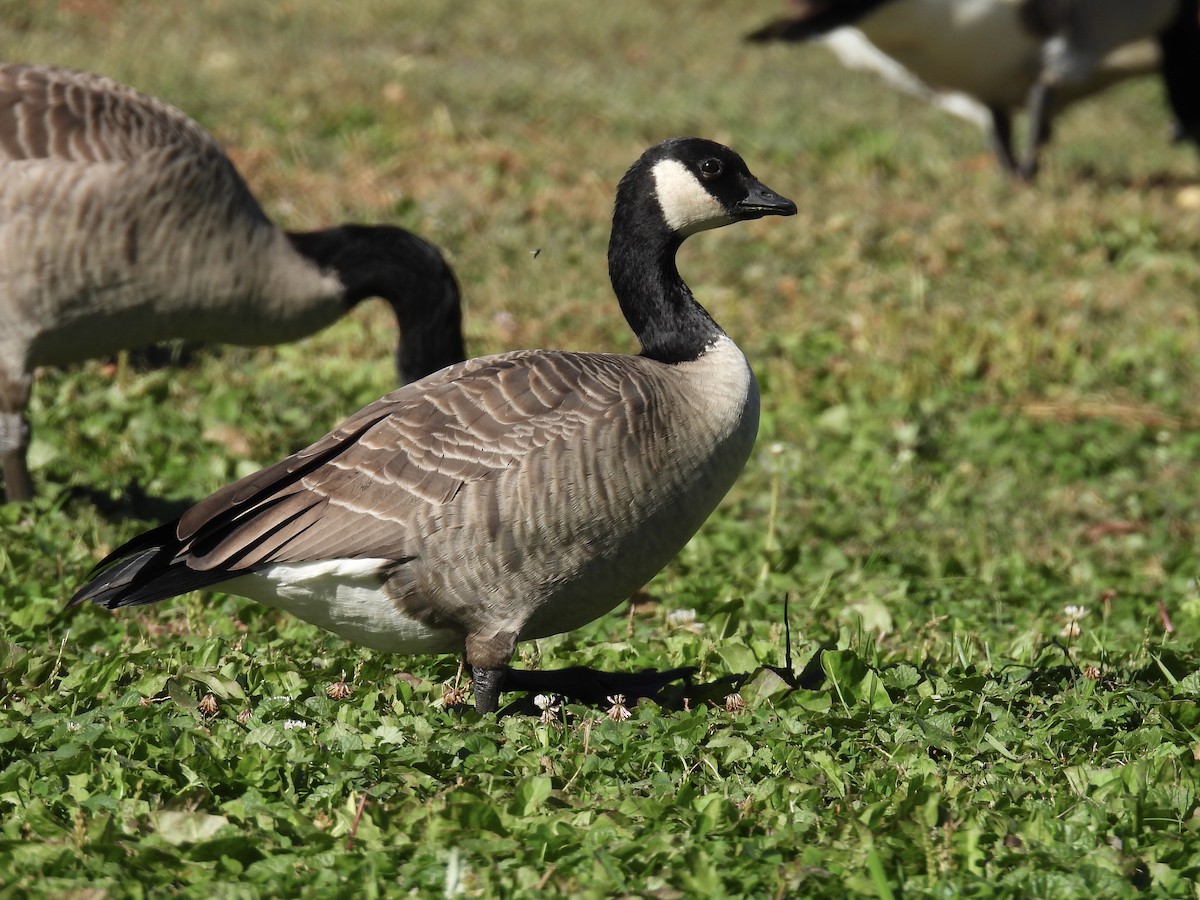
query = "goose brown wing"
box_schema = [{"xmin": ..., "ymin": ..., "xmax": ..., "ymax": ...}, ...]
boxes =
[
  {"xmin": 174, "ymin": 349, "xmax": 646, "ymax": 572},
  {"xmin": 0, "ymin": 63, "xmax": 230, "ymax": 163}
]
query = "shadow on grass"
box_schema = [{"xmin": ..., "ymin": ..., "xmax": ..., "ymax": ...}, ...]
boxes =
[
  {"xmin": 495, "ymin": 635, "xmax": 1199, "ymax": 717},
  {"xmin": 64, "ymin": 481, "xmax": 198, "ymax": 525},
  {"xmin": 496, "ymin": 652, "xmax": 828, "ymax": 716}
]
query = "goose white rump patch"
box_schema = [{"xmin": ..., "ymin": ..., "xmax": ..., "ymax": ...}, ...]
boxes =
[
  {"xmin": 223, "ymin": 558, "xmax": 462, "ymax": 654},
  {"xmin": 651, "ymin": 159, "xmax": 733, "ymax": 236}
]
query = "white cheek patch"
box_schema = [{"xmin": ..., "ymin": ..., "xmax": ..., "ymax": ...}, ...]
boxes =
[{"xmin": 651, "ymin": 159, "xmax": 733, "ymax": 236}]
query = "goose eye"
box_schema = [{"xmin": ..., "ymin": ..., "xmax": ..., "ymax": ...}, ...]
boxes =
[{"xmin": 698, "ymin": 158, "xmax": 723, "ymax": 180}]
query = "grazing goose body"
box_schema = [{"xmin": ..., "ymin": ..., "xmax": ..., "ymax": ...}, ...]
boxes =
[
  {"xmin": 0, "ymin": 63, "xmax": 466, "ymax": 502},
  {"xmin": 818, "ymin": 26, "xmax": 1160, "ymax": 133},
  {"xmin": 748, "ymin": 0, "xmax": 1200, "ymax": 179},
  {"xmin": 71, "ymin": 138, "xmax": 798, "ymax": 713},
  {"xmin": 818, "ymin": 28, "xmax": 997, "ymax": 132}
]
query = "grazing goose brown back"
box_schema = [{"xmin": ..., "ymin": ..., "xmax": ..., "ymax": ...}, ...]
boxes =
[
  {"xmin": 71, "ymin": 137, "xmax": 797, "ymax": 714},
  {"xmin": 0, "ymin": 63, "xmax": 466, "ymax": 502}
]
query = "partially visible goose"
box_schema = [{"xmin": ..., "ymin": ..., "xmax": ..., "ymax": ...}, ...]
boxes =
[
  {"xmin": 70, "ymin": 138, "xmax": 797, "ymax": 714},
  {"xmin": 1026, "ymin": 0, "xmax": 1200, "ymax": 177},
  {"xmin": 748, "ymin": 0, "xmax": 1200, "ymax": 179},
  {"xmin": 818, "ymin": 28, "xmax": 997, "ymax": 133},
  {"xmin": 0, "ymin": 63, "xmax": 466, "ymax": 502}
]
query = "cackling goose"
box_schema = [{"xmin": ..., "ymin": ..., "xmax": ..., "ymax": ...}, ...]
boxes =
[{"xmin": 70, "ymin": 138, "xmax": 797, "ymax": 714}]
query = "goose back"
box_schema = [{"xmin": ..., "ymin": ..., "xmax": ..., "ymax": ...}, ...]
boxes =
[{"xmin": 0, "ymin": 64, "xmax": 343, "ymax": 367}]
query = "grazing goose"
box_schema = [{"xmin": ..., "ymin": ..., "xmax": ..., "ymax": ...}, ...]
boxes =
[
  {"xmin": 819, "ymin": 28, "xmax": 996, "ymax": 133},
  {"xmin": 70, "ymin": 138, "xmax": 797, "ymax": 714},
  {"xmin": 747, "ymin": 0, "xmax": 1200, "ymax": 179},
  {"xmin": 0, "ymin": 63, "xmax": 466, "ymax": 503},
  {"xmin": 816, "ymin": 27, "xmax": 1159, "ymax": 135}
]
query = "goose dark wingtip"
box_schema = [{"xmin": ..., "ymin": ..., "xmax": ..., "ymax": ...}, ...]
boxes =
[
  {"xmin": 68, "ymin": 547, "xmax": 160, "ymax": 608},
  {"xmin": 67, "ymin": 519, "xmax": 187, "ymax": 609}
]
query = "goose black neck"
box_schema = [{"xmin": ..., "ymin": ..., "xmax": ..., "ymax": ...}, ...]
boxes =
[
  {"xmin": 287, "ymin": 225, "xmax": 466, "ymax": 384},
  {"xmin": 607, "ymin": 187, "xmax": 724, "ymax": 365},
  {"xmin": 1159, "ymin": 0, "xmax": 1200, "ymax": 148},
  {"xmin": 286, "ymin": 225, "xmax": 423, "ymax": 309}
]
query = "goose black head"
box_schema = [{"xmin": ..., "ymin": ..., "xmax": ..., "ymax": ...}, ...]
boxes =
[
  {"xmin": 608, "ymin": 138, "xmax": 796, "ymax": 363},
  {"xmin": 640, "ymin": 137, "xmax": 797, "ymax": 238}
]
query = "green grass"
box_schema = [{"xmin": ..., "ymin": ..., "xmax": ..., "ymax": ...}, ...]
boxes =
[{"xmin": 4, "ymin": 1, "xmax": 1200, "ymax": 896}]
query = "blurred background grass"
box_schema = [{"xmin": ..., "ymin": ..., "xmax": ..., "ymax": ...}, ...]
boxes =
[{"xmin": 5, "ymin": 2, "xmax": 1200, "ymax": 894}]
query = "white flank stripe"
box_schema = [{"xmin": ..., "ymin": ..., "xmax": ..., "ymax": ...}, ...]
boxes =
[{"xmin": 222, "ymin": 558, "xmax": 462, "ymax": 655}]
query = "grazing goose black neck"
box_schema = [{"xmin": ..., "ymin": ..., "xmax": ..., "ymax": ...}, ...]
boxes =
[
  {"xmin": 607, "ymin": 139, "xmax": 798, "ymax": 364},
  {"xmin": 1159, "ymin": 0, "xmax": 1200, "ymax": 149},
  {"xmin": 287, "ymin": 225, "xmax": 466, "ymax": 383}
]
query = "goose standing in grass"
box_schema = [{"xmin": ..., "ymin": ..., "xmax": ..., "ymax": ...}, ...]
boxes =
[
  {"xmin": 71, "ymin": 137, "xmax": 797, "ymax": 714},
  {"xmin": 747, "ymin": 0, "xmax": 1200, "ymax": 179},
  {"xmin": 0, "ymin": 63, "xmax": 466, "ymax": 503}
]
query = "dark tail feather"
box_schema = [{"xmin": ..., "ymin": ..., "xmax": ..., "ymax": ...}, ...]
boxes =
[
  {"xmin": 69, "ymin": 520, "xmax": 232, "ymax": 609},
  {"xmin": 746, "ymin": 0, "xmax": 891, "ymax": 43},
  {"xmin": 69, "ymin": 546, "xmax": 165, "ymax": 607}
]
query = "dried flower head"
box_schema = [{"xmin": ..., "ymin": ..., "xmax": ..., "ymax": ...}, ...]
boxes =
[
  {"xmin": 534, "ymin": 693, "xmax": 562, "ymax": 725},
  {"xmin": 326, "ymin": 674, "xmax": 353, "ymax": 701},
  {"xmin": 666, "ymin": 608, "xmax": 705, "ymax": 635},
  {"xmin": 725, "ymin": 692, "xmax": 747, "ymax": 714},
  {"xmin": 442, "ymin": 683, "xmax": 468, "ymax": 707},
  {"xmin": 1060, "ymin": 605, "xmax": 1088, "ymax": 639},
  {"xmin": 1083, "ymin": 665, "xmax": 1101, "ymax": 681},
  {"xmin": 236, "ymin": 709, "xmax": 252, "ymax": 725},
  {"xmin": 606, "ymin": 694, "xmax": 632, "ymax": 721},
  {"xmin": 198, "ymin": 693, "xmax": 219, "ymax": 717}
]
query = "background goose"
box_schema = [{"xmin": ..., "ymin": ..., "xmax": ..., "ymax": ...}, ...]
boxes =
[
  {"xmin": 748, "ymin": 0, "xmax": 1200, "ymax": 179},
  {"xmin": 816, "ymin": 27, "xmax": 1161, "ymax": 135},
  {"xmin": 0, "ymin": 63, "xmax": 467, "ymax": 503},
  {"xmin": 70, "ymin": 137, "xmax": 797, "ymax": 714},
  {"xmin": 818, "ymin": 28, "xmax": 996, "ymax": 133}
]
